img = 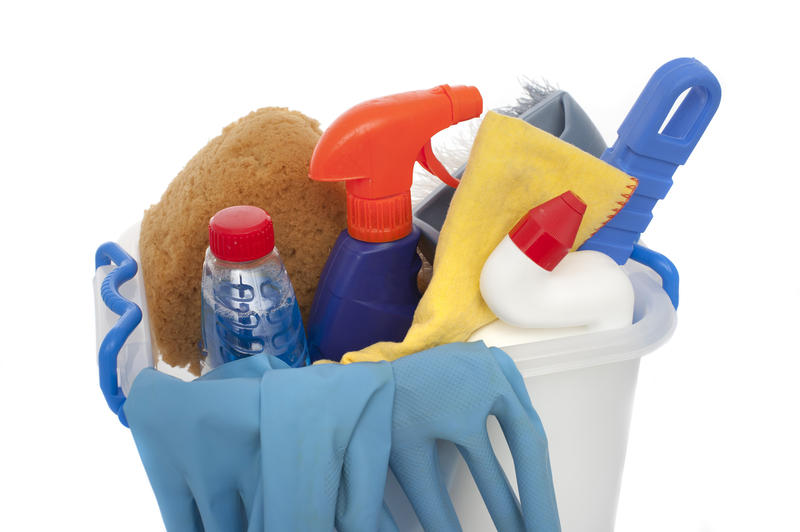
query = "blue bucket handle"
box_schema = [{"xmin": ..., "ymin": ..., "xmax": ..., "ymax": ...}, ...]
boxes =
[
  {"xmin": 95, "ymin": 242, "xmax": 141, "ymax": 427},
  {"xmin": 630, "ymin": 244, "xmax": 679, "ymax": 309}
]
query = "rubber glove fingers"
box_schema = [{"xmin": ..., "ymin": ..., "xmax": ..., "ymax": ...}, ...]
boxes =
[
  {"xmin": 126, "ymin": 355, "xmax": 397, "ymax": 532},
  {"xmin": 124, "ymin": 356, "xmax": 271, "ymax": 532},
  {"xmin": 389, "ymin": 342, "xmax": 560, "ymax": 532},
  {"xmin": 259, "ymin": 361, "xmax": 395, "ymax": 531},
  {"xmin": 489, "ymin": 347, "xmax": 560, "ymax": 532}
]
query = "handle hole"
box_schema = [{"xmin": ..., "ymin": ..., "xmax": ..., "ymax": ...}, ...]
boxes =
[{"xmin": 658, "ymin": 86, "xmax": 709, "ymax": 140}]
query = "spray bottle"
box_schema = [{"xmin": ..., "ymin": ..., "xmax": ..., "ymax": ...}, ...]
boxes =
[{"xmin": 307, "ymin": 84, "xmax": 483, "ymax": 362}]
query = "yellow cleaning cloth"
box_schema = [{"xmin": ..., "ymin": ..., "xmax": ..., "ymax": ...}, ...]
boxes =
[{"xmin": 339, "ymin": 111, "xmax": 638, "ymax": 364}]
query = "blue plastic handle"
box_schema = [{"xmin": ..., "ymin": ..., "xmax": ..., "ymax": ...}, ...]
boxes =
[
  {"xmin": 630, "ymin": 244, "xmax": 679, "ymax": 309},
  {"xmin": 95, "ymin": 242, "xmax": 142, "ymax": 427},
  {"xmin": 580, "ymin": 57, "xmax": 721, "ymax": 263}
]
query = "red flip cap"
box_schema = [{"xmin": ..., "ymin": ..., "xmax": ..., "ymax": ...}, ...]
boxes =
[
  {"xmin": 309, "ymin": 85, "xmax": 483, "ymax": 243},
  {"xmin": 509, "ymin": 191, "xmax": 587, "ymax": 271}
]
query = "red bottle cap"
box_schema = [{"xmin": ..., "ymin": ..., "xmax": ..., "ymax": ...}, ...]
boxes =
[
  {"xmin": 208, "ymin": 206, "xmax": 275, "ymax": 262},
  {"xmin": 508, "ymin": 191, "xmax": 586, "ymax": 271}
]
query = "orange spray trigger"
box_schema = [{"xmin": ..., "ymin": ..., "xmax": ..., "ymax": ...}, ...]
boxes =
[
  {"xmin": 310, "ymin": 84, "xmax": 483, "ymax": 242},
  {"xmin": 417, "ymin": 140, "xmax": 461, "ymax": 188}
]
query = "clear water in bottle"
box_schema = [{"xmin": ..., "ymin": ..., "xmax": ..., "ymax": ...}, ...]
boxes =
[{"xmin": 201, "ymin": 248, "xmax": 308, "ymax": 370}]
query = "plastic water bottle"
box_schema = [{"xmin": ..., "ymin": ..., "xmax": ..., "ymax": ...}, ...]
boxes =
[{"xmin": 201, "ymin": 205, "xmax": 309, "ymax": 370}]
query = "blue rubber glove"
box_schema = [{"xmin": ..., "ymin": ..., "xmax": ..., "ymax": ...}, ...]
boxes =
[
  {"xmin": 388, "ymin": 342, "xmax": 560, "ymax": 531},
  {"xmin": 123, "ymin": 355, "xmax": 396, "ymax": 532},
  {"xmin": 123, "ymin": 342, "xmax": 558, "ymax": 531}
]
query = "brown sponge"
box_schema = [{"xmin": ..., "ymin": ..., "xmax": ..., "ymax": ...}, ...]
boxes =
[{"xmin": 139, "ymin": 107, "xmax": 345, "ymax": 374}]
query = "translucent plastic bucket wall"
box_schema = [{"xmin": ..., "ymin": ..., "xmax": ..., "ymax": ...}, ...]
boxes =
[
  {"xmin": 384, "ymin": 263, "xmax": 676, "ymax": 531},
  {"xmin": 95, "ymin": 225, "xmax": 676, "ymax": 531}
]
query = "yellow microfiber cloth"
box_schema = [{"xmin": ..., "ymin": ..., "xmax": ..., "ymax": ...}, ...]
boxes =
[{"xmin": 338, "ymin": 111, "xmax": 638, "ymax": 364}]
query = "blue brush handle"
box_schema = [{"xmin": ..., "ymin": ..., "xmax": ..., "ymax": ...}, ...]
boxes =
[
  {"xmin": 580, "ymin": 57, "xmax": 721, "ymax": 263},
  {"xmin": 95, "ymin": 242, "xmax": 142, "ymax": 427}
]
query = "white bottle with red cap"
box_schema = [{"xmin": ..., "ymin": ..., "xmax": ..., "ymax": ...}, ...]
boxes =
[{"xmin": 470, "ymin": 191, "xmax": 634, "ymax": 346}]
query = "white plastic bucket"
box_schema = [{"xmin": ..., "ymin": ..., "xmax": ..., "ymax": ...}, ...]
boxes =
[
  {"xmin": 384, "ymin": 262, "xmax": 676, "ymax": 531},
  {"xmin": 95, "ymin": 224, "xmax": 675, "ymax": 531}
]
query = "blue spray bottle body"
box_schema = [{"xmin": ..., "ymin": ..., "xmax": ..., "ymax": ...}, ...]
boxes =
[
  {"xmin": 308, "ymin": 227, "xmax": 422, "ymax": 361},
  {"xmin": 307, "ymin": 85, "xmax": 483, "ymax": 362}
]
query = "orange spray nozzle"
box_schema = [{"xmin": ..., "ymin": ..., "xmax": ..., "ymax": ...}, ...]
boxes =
[{"xmin": 309, "ymin": 84, "xmax": 483, "ymax": 242}]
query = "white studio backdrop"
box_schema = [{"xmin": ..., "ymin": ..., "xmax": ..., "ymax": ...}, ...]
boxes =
[{"xmin": 1, "ymin": 1, "xmax": 797, "ymax": 530}]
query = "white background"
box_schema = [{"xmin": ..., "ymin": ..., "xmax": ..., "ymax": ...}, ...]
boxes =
[{"xmin": 1, "ymin": 1, "xmax": 798, "ymax": 530}]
